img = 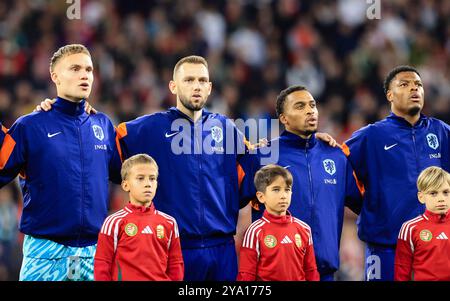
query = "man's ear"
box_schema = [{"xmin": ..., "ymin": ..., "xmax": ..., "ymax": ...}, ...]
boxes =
[
  {"xmin": 207, "ymin": 81, "xmax": 212, "ymax": 96},
  {"xmin": 386, "ymin": 90, "xmax": 393, "ymax": 103},
  {"xmin": 169, "ymin": 80, "xmax": 177, "ymax": 95},
  {"xmin": 279, "ymin": 113, "xmax": 287, "ymax": 126},
  {"xmin": 50, "ymin": 71, "xmax": 59, "ymax": 85}
]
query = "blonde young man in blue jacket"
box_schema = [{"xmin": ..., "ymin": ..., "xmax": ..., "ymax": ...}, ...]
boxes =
[{"xmin": 0, "ymin": 44, "xmax": 121, "ymax": 281}]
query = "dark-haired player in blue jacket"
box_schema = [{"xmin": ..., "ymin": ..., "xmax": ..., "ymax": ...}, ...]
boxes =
[
  {"xmin": 343, "ymin": 65, "xmax": 450, "ymax": 281},
  {"xmin": 250, "ymin": 85, "xmax": 362, "ymax": 281},
  {"xmin": 0, "ymin": 44, "xmax": 121, "ymax": 281}
]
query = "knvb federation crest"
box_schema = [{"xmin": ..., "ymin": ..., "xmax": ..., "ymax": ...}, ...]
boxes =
[
  {"xmin": 323, "ymin": 159, "xmax": 336, "ymax": 176},
  {"xmin": 264, "ymin": 235, "xmax": 277, "ymax": 248},
  {"xmin": 420, "ymin": 229, "xmax": 432, "ymax": 242},
  {"xmin": 125, "ymin": 223, "xmax": 138, "ymax": 237},
  {"xmin": 210, "ymin": 126, "xmax": 223, "ymax": 143},
  {"xmin": 92, "ymin": 125, "xmax": 104, "ymax": 141},
  {"xmin": 426, "ymin": 133, "xmax": 439, "ymax": 150}
]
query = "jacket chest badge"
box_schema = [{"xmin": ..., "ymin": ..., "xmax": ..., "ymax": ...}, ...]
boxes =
[
  {"xmin": 419, "ymin": 229, "xmax": 433, "ymax": 242},
  {"xmin": 156, "ymin": 224, "xmax": 165, "ymax": 239},
  {"xmin": 209, "ymin": 126, "xmax": 224, "ymax": 153},
  {"xmin": 125, "ymin": 223, "xmax": 138, "ymax": 236},
  {"xmin": 295, "ymin": 234, "xmax": 302, "ymax": 248},
  {"xmin": 426, "ymin": 133, "xmax": 439, "ymax": 150},
  {"xmin": 323, "ymin": 159, "xmax": 336, "ymax": 176},
  {"xmin": 92, "ymin": 125, "xmax": 104, "ymax": 141},
  {"xmin": 264, "ymin": 235, "xmax": 277, "ymax": 248},
  {"xmin": 210, "ymin": 126, "xmax": 223, "ymax": 143}
]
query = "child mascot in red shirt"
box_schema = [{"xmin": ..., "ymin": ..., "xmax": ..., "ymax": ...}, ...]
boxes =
[
  {"xmin": 238, "ymin": 164, "xmax": 319, "ymax": 281},
  {"xmin": 94, "ymin": 154, "xmax": 184, "ymax": 280},
  {"xmin": 395, "ymin": 166, "xmax": 450, "ymax": 281}
]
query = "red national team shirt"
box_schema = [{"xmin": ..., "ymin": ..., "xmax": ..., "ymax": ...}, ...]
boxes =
[
  {"xmin": 237, "ymin": 210, "xmax": 319, "ymax": 281},
  {"xmin": 395, "ymin": 210, "xmax": 450, "ymax": 281},
  {"xmin": 94, "ymin": 203, "xmax": 184, "ymax": 281}
]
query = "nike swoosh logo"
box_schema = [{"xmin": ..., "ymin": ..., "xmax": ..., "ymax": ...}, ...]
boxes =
[
  {"xmin": 283, "ymin": 165, "xmax": 291, "ymax": 169},
  {"xmin": 384, "ymin": 143, "xmax": 398, "ymax": 151},
  {"xmin": 165, "ymin": 132, "xmax": 180, "ymax": 138},
  {"xmin": 47, "ymin": 132, "xmax": 62, "ymax": 138}
]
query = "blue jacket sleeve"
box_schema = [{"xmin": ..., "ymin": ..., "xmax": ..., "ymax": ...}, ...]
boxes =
[
  {"xmin": 238, "ymin": 151, "xmax": 259, "ymax": 209},
  {"xmin": 344, "ymin": 158, "xmax": 363, "ymax": 215},
  {"xmin": 0, "ymin": 119, "xmax": 26, "ymax": 187},
  {"xmin": 116, "ymin": 122, "xmax": 128, "ymax": 158},
  {"xmin": 235, "ymin": 125, "xmax": 258, "ymax": 209},
  {"xmin": 108, "ymin": 126, "xmax": 123, "ymax": 185},
  {"xmin": 441, "ymin": 120, "xmax": 450, "ymax": 172},
  {"xmin": 116, "ymin": 121, "xmax": 138, "ymax": 161},
  {"xmin": 343, "ymin": 126, "xmax": 369, "ymax": 183}
]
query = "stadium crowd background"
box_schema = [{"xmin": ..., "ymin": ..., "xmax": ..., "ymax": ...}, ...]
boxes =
[{"xmin": 0, "ymin": 0, "xmax": 449, "ymax": 281}]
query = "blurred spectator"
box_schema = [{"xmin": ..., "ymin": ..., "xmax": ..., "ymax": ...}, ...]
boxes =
[{"xmin": 228, "ymin": 23, "xmax": 267, "ymax": 68}]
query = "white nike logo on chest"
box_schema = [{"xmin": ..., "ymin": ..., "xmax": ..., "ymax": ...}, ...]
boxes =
[
  {"xmin": 47, "ymin": 132, "xmax": 62, "ymax": 138},
  {"xmin": 384, "ymin": 143, "xmax": 398, "ymax": 150},
  {"xmin": 165, "ymin": 131, "xmax": 180, "ymax": 138}
]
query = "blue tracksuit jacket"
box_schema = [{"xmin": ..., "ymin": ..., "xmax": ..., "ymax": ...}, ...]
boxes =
[
  {"xmin": 117, "ymin": 107, "xmax": 251, "ymax": 248},
  {"xmin": 344, "ymin": 113, "xmax": 450, "ymax": 246},
  {"xmin": 0, "ymin": 97, "xmax": 120, "ymax": 247},
  {"xmin": 251, "ymin": 131, "xmax": 362, "ymax": 275}
]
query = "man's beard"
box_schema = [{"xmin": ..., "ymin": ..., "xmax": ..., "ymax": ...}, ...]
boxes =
[
  {"xmin": 407, "ymin": 106, "xmax": 421, "ymax": 116},
  {"xmin": 179, "ymin": 95, "xmax": 206, "ymax": 111},
  {"xmin": 297, "ymin": 125, "xmax": 317, "ymax": 138},
  {"xmin": 303, "ymin": 129, "xmax": 317, "ymax": 137}
]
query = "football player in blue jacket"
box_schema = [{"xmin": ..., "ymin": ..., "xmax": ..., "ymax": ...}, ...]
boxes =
[
  {"xmin": 343, "ymin": 65, "xmax": 450, "ymax": 281},
  {"xmin": 116, "ymin": 56, "xmax": 252, "ymax": 280},
  {"xmin": 249, "ymin": 85, "xmax": 362, "ymax": 281},
  {"xmin": 0, "ymin": 44, "xmax": 121, "ymax": 281}
]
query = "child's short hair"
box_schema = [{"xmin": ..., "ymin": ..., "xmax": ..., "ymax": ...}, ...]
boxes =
[
  {"xmin": 417, "ymin": 166, "xmax": 450, "ymax": 192},
  {"xmin": 254, "ymin": 164, "xmax": 293, "ymax": 193},
  {"xmin": 121, "ymin": 154, "xmax": 159, "ymax": 181},
  {"xmin": 50, "ymin": 44, "xmax": 91, "ymax": 72}
]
